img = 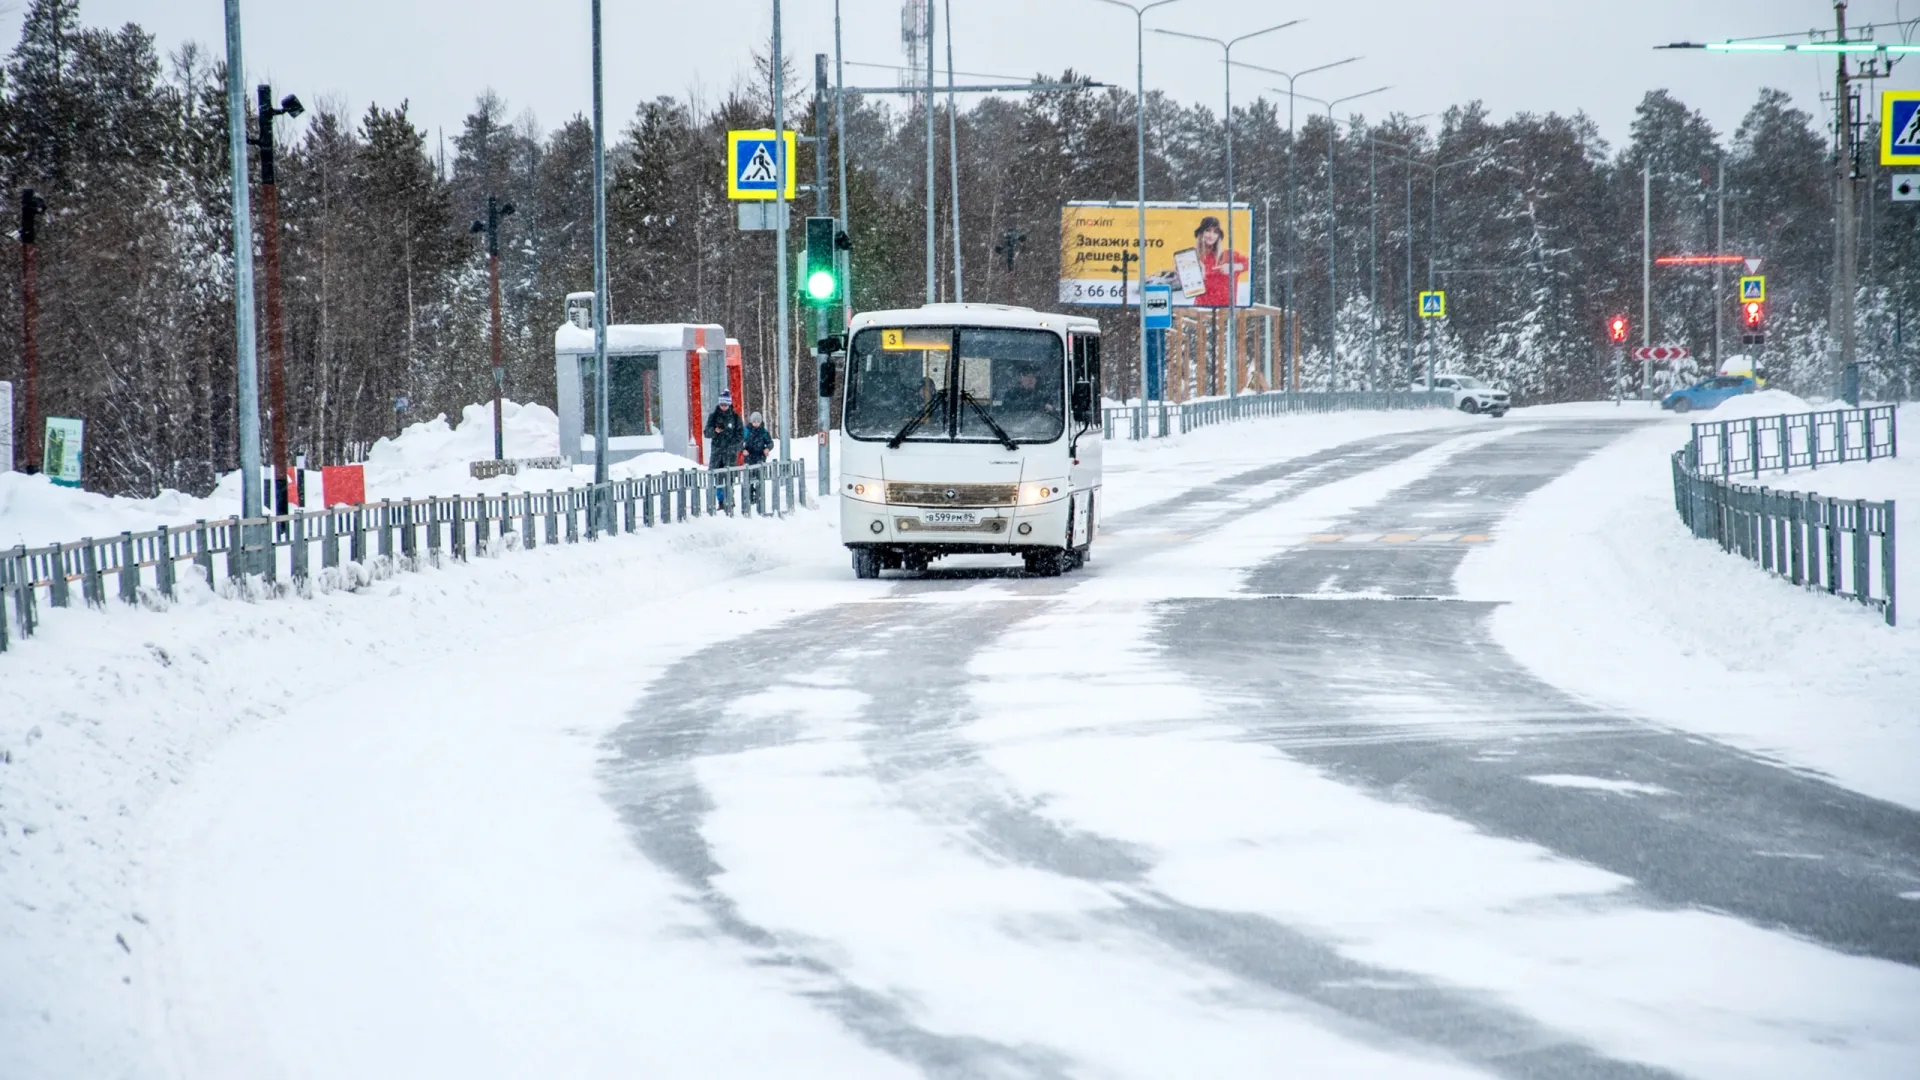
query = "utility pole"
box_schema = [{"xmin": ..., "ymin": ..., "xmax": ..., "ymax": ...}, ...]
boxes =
[
  {"xmin": 944, "ymin": 0, "xmax": 963, "ymax": 301},
  {"xmin": 19, "ymin": 189, "xmax": 45, "ymax": 473},
  {"xmin": 223, "ymin": 0, "xmax": 263, "ymax": 550},
  {"xmin": 470, "ymin": 195, "xmax": 515, "ymax": 461},
  {"xmin": 590, "ymin": 0, "xmax": 612, "ymax": 533},
  {"xmin": 253, "ymin": 85, "xmax": 303, "ymax": 512},
  {"xmin": 924, "ymin": 1, "xmax": 937, "ymax": 303},
  {"xmin": 1831, "ymin": 0, "xmax": 1859, "ymax": 403},
  {"xmin": 815, "ymin": 52, "xmax": 832, "ymax": 495},
  {"xmin": 1642, "ymin": 161, "xmax": 1652, "ymax": 394},
  {"xmin": 774, "ymin": 0, "xmax": 793, "ymax": 459},
  {"xmin": 1714, "ymin": 158, "xmax": 1725, "ymax": 371},
  {"xmin": 1093, "ymin": 0, "xmax": 1183, "ymax": 405},
  {"xmin": 1369, "ymin": 131, "xmax": 1378, "ymax": 383}
]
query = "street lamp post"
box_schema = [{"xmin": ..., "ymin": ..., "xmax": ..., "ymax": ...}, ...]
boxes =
[
  {"xmin": 222, "ymin": 0, "xmax": 263, "ymax": 552},
  {"xmin": 1296, "ymin": 86, "xmax": 1390, "ymax": 382},
  {"xmin": 1234, "ymin": 57, "xmax": 1359, "ymax": 388},
  {"xmin": 469, "ymin": 195, "xmax": 515, "ymax": 461},
  {"xmin": 1153, "ymin": 20, "xmax": 1301, "ymax": 397},
  {"xmin": 18, "ymin": 189, "xmax": 45, "ymax": 473},
  {"xmin": 1092, "ymin": 0, "xmax": 1183, "ymax": 406}
]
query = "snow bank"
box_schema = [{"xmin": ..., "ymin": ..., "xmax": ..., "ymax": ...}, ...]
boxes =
[
  {"xmin": 0, "ymin": 505, "xmax": 857, "ymax": 1078},
  {"xmin": 1456, "ymin": 410, "xmax": 1920, "ymax": 810},
  {"xmin": 0, "ymin": 400, "xmax": 700, "ymax": 550}
]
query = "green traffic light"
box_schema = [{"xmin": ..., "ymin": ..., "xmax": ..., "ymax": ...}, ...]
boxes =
[{"xmin": 806, "ymin": 268, "xmax": 838, "ymax": 301}]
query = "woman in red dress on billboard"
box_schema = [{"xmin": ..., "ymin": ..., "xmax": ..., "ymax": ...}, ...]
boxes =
[{"xmin": 1192, "ymin": 215, "xmax": 1248, "ymax": 308}]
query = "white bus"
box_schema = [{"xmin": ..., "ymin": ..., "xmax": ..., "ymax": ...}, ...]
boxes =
[{"xmin": 834, "ymin": 303, "xmax": 1103, "ymax": 578}]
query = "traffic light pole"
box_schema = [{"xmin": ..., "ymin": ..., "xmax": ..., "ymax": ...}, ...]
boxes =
[{"xmin": 814, "ymin": 53, "xmax": 831, "ymax": 496}]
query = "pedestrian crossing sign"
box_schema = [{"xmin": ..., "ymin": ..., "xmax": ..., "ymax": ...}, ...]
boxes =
[
  {"xmin": 1418, "ymin": 290, "xmax": 1446, "ymax": 318},
  {"xmin": 1739, "ymin": 275, "xmax": 1765, "ymax": 303},
  {"xmin": 1882, "ymin": 91, "xmax": 1920, "ymax": 167},
  {"xmin": 727, "ymin": 129, "xmax": 798, "ymax": 201}
]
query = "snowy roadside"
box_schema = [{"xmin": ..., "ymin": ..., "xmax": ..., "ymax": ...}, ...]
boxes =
[
  {"xmin": 1456, "ymin": 404, "xmax": 1920, "ymax": 810},
  {"xmin": 0, "ymin": 508, "xmax": 854, "ymax": 1077}
]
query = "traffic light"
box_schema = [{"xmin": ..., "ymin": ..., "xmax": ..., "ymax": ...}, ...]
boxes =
[
  {"xmin": 803, "ymin": 216, "xmax": 840, "ymax": 306},
  {"xmin": 1607, "ymin": 314, "xmax": 1629, "ymax": 343},
  {"xmin": 1741, "ymin": 299, "xmax": 1765, "ymax": 345}
]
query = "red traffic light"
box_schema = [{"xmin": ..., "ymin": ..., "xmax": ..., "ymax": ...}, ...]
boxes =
[
  {"xmin": 1607, "ymin": 315, "xmax": 1629, "ymax": 343},
  {"xmin": 1743, "ymin": 300, "xmax": 1764, "ymax": 327}
]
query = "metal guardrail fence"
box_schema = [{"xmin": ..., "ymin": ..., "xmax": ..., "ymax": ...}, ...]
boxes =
[
  {"xmin": 1671, "ymin": 407, "xmax": 1897, "ymax": 626},
  {"xmin": 1102, "ymin": 390, "xmax": 1454, "ymax": 440},
  {"xmin": 0, "ymin": 460, "xmax": 807, "ymax": 653},
  {"xmin": 1687, "ymin": 404, "xmax": 1897, "ymax": 478}
]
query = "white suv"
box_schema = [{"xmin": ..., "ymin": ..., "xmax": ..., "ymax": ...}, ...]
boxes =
[{"xmin": 1422, "ymin": 374, "xmax": 1509, "ymax": 417}]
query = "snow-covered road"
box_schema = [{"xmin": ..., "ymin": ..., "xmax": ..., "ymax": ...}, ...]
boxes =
[{"xmin": 10, "ymin": 411, "xmax": 1920, "ymax": 1079}]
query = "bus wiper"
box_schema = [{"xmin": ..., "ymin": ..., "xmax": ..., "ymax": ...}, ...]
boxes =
[
  {"xmin": 961, "ymin": 392, "xmax": 1019, "ymax": 451},
  {"xmin": 888, "ymin": 394, "xmax": 941, "ymax": 448}
]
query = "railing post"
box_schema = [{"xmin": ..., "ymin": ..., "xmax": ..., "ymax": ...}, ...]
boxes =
[
  {"xmin": 194, "ymin": 520, "xmax": 214, "ymax": 588},
  {"xmin": 118, "ymin": 532, "xmax": 140, "ymax": 605},
  {"xmin": 10, "ymin": 545, "xmax": 33, "ymax": 638},
  {"xmin": 1884, "ymin": 500, "xmax": 1898, "ymax": 627},
  {"xmin": 350, "ymin": 507, "xmax": 368, "ymax": 565},
  {"xmin": 400, "ymin": 499, "xmax": 417, "ymax": 561},
  {"xmin": 566, "ymin": 491, "xmax": 579, "ymax": 543},
  {"xmin": 156, "ymin": 526, "xmax": 178, "ymax": 600},
  {"xmin": 80, "ymin": 538, "xmax": 103, "ymax": 606},
  {"xmin": 545, "ymin": 489, "xmax": 559, "ymax": 545},
  {"xmin": 1852, "ymin": 498, "xmax": 1870, "ymax": 607},
  {"xmin": 322, "ymin": 510, "xmax": 339, "ymax": 570},
  {"xmin": 624, "ymin": 482, "xmax": 636, "ymax": 533},
  {"xmin": 797, "ymin": 461, "xmax": 808, "ymax": 510},
  {"xmin": 379, "ymin": 501, "xmax": 395, "ymax": 561},
  {"xmin": 523, "ymin": 494, "xmax": 537, "ymax": 549},
  {"xmin": 426, "ymin": 499, "xmax": 443, "ymax": 559},
  {"xmin": 1808, "ymin": 414, "xmax": 1820, "ymax": 471},
  {"xmin": 1822, "ymin": 495, "xmax": 1840, "ymax": 594}
]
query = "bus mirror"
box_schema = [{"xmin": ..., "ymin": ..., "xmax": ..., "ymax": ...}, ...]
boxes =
[
  {"xmin": 816, "ymin": 334, "xmax": 844, "ymax": 355},
  {"xmin": 818, "ymin": 361, "xmax": 837, "ymax": 398},
  {"xmin": 1071, "ymin": 381, "xmax": 1093, "ymax": 422}
]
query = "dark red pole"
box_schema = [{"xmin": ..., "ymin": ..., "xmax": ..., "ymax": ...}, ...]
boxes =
[
  {"xmin": 20, "ymin": 188, "xmax": 44, "ymax": 473},
  {"xmin": 257, "ymin": 86, "xmax": 294, "ymax": 512},
  {"xmin": 490, "ymin": 244, "xmax": 504, "ymax": 460}
]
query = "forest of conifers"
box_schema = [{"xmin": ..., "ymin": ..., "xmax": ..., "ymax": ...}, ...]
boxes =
[{"xmin": 1, "ymin": 0, "xmax": 1915, "ymax": 496}]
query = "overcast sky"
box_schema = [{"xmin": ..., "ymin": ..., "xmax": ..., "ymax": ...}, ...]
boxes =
[{"xmin": 14, "ymin": 1, "xmax": 1917, "ymax": 152}]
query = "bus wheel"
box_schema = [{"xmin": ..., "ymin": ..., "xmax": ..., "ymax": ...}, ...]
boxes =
[
  {"xmin": 1024, "ymin": 549, "xmax": 1067, "ymax": 577},
  {"xmin": 852, "ymin": 548, "xmax": 880, "ymax": 579}
]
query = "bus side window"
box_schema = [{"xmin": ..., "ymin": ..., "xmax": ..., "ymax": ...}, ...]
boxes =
[{"xmin": 1070, "ymin": 335, "xmax": 1098, "ymax": 423}]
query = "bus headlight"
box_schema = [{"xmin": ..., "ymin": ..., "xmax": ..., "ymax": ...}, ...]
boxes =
[
  {"xmin": 1018, "ymin": 480, "xmax": 1067, "ymax": 505},
  {"xmin": 843, "ymin": 477, "xmax": 887, "ymax": 503}
]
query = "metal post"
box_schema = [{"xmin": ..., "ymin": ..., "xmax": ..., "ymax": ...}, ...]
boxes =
[
  {"xmin": 816, "ymin": 52, "xmax": 832, "ymax": 495},
  {"xmin": 1369, "ymin": 130, "xmax": 1378, "ymax": 383},
  {"xmin": 944, "ymin": 0, "xmax": 962, "ymax": 301},
  {"xmin": 590, "ymin": 0, "xmax": 613, "ymax": 533},
  {"xmin": 774, "ymin": 0, "xmax": 793, "ymax": 461},
  {"xmin": 1326, "ymin": 103, "xmax": 1336, "ymax": 377},
  {"xmin": 487, "ymin": 196, "xmax": 509, "ymax": 460},
  {"xmin": 925, "ymin": 0, "xmax": 936, "ymax": 302},
  {"xmin": 1407, "ymin": 158, "xmax": 1417, "ymax": 387},
  {"xmin": 1262, "ymin": 196, "xmax": 1272, "ymax": 389},
  {"xmin": 1224, "ymin": 52, "xmax": 1237, "ymax": 397},
  {"xmin": 1642, "ymin": 161, "xmax": 1652, "ymax": 396},
  {"xmin": 224, "ymin": 0, "xmax": 264, "ymax": 555},
  {"xmin": 1714, "ymin": 158, "xmax": 1725, "ymax": 371},
  {"xmin": 19, "ymin": 189, "xmax": 43, "ymax": 473}
]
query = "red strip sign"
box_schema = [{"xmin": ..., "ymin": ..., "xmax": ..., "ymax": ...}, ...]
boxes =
[{"xmin": 1631, "ymin": 345, "xmax": 1691, "ymax": 361}]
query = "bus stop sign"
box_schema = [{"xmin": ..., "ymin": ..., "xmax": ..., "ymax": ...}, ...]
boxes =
[{"xmin": 1143, "ymin": 284, "xmax": 1173, "ymax": 329}]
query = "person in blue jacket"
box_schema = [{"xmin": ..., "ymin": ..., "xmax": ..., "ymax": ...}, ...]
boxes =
[{"xmin": 742, "ymin": 411, "xmax": 773, "ymax": 508}]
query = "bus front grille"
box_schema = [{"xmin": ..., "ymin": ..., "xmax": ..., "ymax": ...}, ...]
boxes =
[{"xmin": 885, "ymin": 482, "xmax": 1018, "ymax": 507}]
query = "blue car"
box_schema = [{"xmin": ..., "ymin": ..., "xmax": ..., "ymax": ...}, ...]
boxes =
[{"xmin": 1661, "ymin": 375, "xmax": 1757, "ymax": 413}]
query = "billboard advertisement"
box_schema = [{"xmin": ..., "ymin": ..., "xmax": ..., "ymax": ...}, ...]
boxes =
[{"xmin": 1060, "ymin": 201, "xmax": 1254, "ymax": 308}]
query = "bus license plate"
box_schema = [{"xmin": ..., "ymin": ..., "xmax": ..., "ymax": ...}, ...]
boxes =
[{"xmin": 921, "ymin": 510, "xmax": 979, "ymax": 526}]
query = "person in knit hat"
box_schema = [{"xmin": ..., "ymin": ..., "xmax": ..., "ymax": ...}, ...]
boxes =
[{"xmin": 704, "ymin": 391, "xmax": 745, "ymax": 509}]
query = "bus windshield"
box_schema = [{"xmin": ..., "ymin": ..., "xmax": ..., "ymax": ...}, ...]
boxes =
[{"xmin": 845, "ymin": 326, "xmax": 1064, "ymax": 444}]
